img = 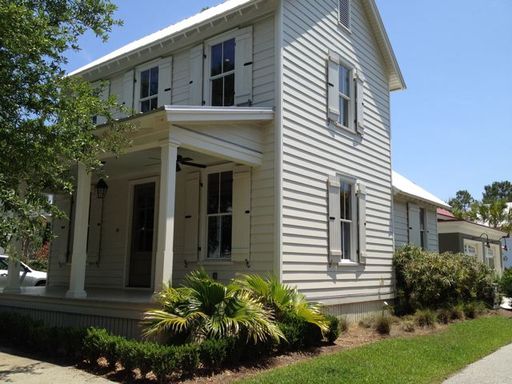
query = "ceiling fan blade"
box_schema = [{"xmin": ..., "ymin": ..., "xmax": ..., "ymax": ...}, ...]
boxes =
[{"xmin": 181, "ymin": 161, "xmax": 207, "ymax": 169}]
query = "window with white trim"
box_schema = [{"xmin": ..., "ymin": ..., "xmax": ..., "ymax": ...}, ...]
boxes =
[
  {"xmin": 139, "ymin": 66, "xmax": 159, "ymax": 113},
  {"xmin": 338, "ymin": 64, "xmax": 352, "ymax": 128},
  {"xmin": 340, "ymin": 180, "xmax": 356, "ymax": 260},
  {"xmin": 206, "ymin": 171, "xmax": 233, "ymax": 259},
  {"xmin": 485, "ymin": 246, "xmax": 495, "ymax": 269},
  {"xmin": 210, "ymin": 38, "xmax": 235, "ymax": 107},
  {"xmin": 338, "ymin": 0, "xmax": 350, "ymax": 29}
]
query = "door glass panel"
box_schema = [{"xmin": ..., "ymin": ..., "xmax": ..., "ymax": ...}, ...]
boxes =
[
  {"xmin": 211, "ymin": 78, "xmax": 223, "ymax": 107},
  {"xmin": 221, "ymin": 215, "xmax": 232, "ymax": 257},
  {"xmin": 140, "ymin": 70, "xmax": 149, "ymax": 98},
  {"xmin": 150, "ymin": 66, "xmax": 159, "ymax": 96},
  {"xmin": 207, "ymin": 216, "xmax": 220, "ymax": 259}
]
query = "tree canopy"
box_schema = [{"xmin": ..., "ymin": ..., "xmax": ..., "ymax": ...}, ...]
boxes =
[
  {"xmin": 482, "ymin": 181, "xmax": 512, "ymax": 204},
  {"xmin": 0, "ymin": 0, "xmax": 130, "ymax": 257}
]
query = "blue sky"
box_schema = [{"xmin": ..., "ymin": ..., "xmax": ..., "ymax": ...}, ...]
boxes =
[{"xmin": 65, "ymin": 0, "xmax": 512, "ymax": 202}]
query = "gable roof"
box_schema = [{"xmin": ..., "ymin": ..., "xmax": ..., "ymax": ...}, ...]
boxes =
[
  {"xmin": 392, "ymin": 170, "xmax": 450, "ymax": 209},
  {"xmin": 69, "ymin": 0, "xmax": 405, "ymax": 91}
]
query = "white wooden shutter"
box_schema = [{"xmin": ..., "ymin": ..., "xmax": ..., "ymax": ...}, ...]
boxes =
[
  {"xmin": 183, "ymin": 172, "xmax": 201, "ymax": 262},
  {"xmin": 235, "ymin": 26, "xmax": 253, "ymax": 106},
  {"xmin": 328, "ymin": 176, "xmax": 342, "ymax": 263},
  {"xmin": 109, "ymin": 76, "xmax": 124, "ymax": 120},
  {"xmin": 93, "ymin": 80, "xmax": 110, "ymax": 125},
  {"xmin": 122, "ymin": 70, "xmax": 134, "ymax": 116},
  {"xmin": 52, "ymin": 194, "xmax": 73, "ymax": 265},
  {"xmin": 86, "ymin": 191, "xmax": 101, "ymax": 264},
  {"xmin": 231, "ymin": 166, "xmax": 251, "ymax": 262},
  {"xmin": 357, "ymin": 182, "xmax": 367, "ymax": 264},
  {"xmin": 407, "ymin": 203, "xmax": 421, "ymax": 246},
  {"xmin": 327, "ymin": 53, "xmax": 340, "ymax": 122},
  {"xmin": 189, "ymin": 44, "xmax": 204, "ymax": 105},
  {"xmin": 158, "ymin": 57, "xmax": 173, "ymax": 107},
  {"xmin": 354, "ymin": 72, "xmax": 365, "ymax": 135}
]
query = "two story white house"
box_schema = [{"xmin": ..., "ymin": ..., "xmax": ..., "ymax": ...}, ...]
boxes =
[{"xmin": 0, "ymin": 0, "xmax": 405, "ymax": 337}]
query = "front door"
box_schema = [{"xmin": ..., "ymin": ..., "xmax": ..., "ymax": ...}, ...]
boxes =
[{"xmin": 128, "ymin": 182, "xmax": 156, "ymax": 288}]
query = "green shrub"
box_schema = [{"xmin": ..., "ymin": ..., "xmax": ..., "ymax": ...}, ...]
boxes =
[
  {"xmin": 500, "ymin": 268, "xmax": 512, "ymax": 297},
  {"xmin": 198, "ymin": 338, "xmax": 236, "ymax": 369},
  {"xmin": 450, "ymin": 304, "xmax": 465, "ymax": 321},
  {"xmin": 415, "ymin": 309, "xmax": 436, "ymax": 328},
  {"xmin": 324, "ymin": 314, "xmax": 341, "ymax": 344},
  {"xmin": 374, "ymin": 315, "xmax": 391, "ymax": 335},
  {"xmin": 278, "ymin": 313, "xmax": 323, "ymax": 351},
  {"xmin": 463, "ymin": 301, "xmax": 487, "ymax": 319},
  {"xmin": 394, "ymin": 245, "xmax": 497, "ymax": 313}
]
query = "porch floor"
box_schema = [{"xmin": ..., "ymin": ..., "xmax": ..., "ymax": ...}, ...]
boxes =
[{"xmin": 0, "ymin": 286, "xmax": 154, "ymax": 304}]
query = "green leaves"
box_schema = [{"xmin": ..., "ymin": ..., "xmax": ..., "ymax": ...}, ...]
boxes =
[{"xmin": 0, "ymin": 0, "xmax": 131, "ymax": 258}]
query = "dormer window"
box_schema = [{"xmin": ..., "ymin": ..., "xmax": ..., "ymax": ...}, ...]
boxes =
[
  {"xmin": 139, "ymin": 66, "xmax": 159, "ymax": 113},
  {"xmin": 210, "ymin": 38, "xmax": 235, "ymax": 106},
  {"xmin": 338, "ymin": 0, "xmax": 350, "ymax": 29}
]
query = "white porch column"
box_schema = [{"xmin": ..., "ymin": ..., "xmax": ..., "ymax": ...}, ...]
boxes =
[
  {"xmin": 66, "ymin": 163, "xmax": 91, "ymax": 299},
  {"xmin": 154, "ymin": 140, "xmax": 179, "ymax": 292},
  {"xmin": 4, "ymin": 257, "xmax": 22, "ymax": 293}
]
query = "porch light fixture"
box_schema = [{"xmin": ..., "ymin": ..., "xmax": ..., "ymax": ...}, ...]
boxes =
[
  {"xmin": 480, "ymin": 233, "xmax": 491, "ymax": 248},
  {"xmin": 96, "ymin": 179, "xmax": 109, "ymax": 199}
]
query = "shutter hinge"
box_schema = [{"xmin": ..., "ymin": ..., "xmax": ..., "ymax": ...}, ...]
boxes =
[{"xmin": 243, "ymin": 61, "xmax": 253, "ymax": 67}]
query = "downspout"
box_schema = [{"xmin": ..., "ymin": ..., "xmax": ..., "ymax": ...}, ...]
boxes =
[{"xmin": 273, "ymin": 0, "xmax": 284, "ymax": 282}]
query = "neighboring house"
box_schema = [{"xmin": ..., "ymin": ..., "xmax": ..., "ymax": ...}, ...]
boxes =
[
  {"xmin": 0, "ymin": 0, "xmax": 405, "ymax": 337},
  {"xmin": 392, "ymin": 171, "xmax": 450, "ymax": 252},
  {"xmin": 438, "ymin": 209, "xmax": 505, "ymax": 272}
]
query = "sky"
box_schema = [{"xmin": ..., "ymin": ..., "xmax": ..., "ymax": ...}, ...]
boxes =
[{"xmin": 64, "ymin": 0, "xmax": 512, "ymax": 203}]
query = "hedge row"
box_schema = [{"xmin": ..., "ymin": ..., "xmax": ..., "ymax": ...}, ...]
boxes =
[{"xmin": 0, "ymin": 312, "xmax": 340, "ymax": 381}]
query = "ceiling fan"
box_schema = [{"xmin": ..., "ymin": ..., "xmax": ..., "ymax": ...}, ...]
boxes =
[{"xmin": 144, "ymin": 155, "xmax": 207, "ymax": 172}]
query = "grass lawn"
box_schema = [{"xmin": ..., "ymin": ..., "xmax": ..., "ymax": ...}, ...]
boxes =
[{"xmin": 238, "ymin": 316, "xmax": 512, "ymax": 384}]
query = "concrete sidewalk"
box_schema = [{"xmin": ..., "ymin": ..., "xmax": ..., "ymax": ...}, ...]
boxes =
[
  {"xmin": 443, "ymin": 343, "xmax": 512, "ymax": 384},
  {"xmin": 0, "ymin": 349, "xmax": 114, "ymax": 384}
]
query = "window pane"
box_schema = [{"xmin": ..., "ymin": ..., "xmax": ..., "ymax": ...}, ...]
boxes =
[
  {"xmin": 207, "ymin": 173, "xmax": 220, "ymax": 214},
  {"xmin": 224, "ymin": 74, "xmax": 235, "ymax": 107},
  {"xmin": 140, "ymin": 100, "xmax": 150, "ymax": 113},
  {"xmin": 150, "ymin": 67, "xmax": 159, "ymax": 96},
  {"xmin": 140, "ymin": 70, "xmax": 149, "ymax": 98},
  {"xmin": 223, "ymin": 39, "xmax": 235, "ymax": 73},
  {"xmin": 211, "ymin": 43, "xmax": 223, "ymax": 76},
  {"xmin": 207, "ymin": 216, "xmax": 220, "ymax": 258},
  {"xmin": 341, "ymin": 221, "xmax": 351, "ymax": 259},
  {"xmin": 221, "ymin": 215, "xmax": 232, "ymax": 257},
  {"xmin": 339, "ymin": 97, "xmax": 349, "ymax": 127},
  {"xmin": 340, "ymin": 182, "xmax": 352, "ymax": 220},
  {"xmin": 220, "ymin": 171, "xmax": 233, "ymax": 213},
  {"xmin": 150, "ymin": 97, "xmax": 158, "ymax": 111},
  {"xmin": 211, "ymin": 78, "xmax": 223, "ymax": 107},
  {"xmin": 339, "ymin": 65, "xmax": 350, "ymax": 96}
]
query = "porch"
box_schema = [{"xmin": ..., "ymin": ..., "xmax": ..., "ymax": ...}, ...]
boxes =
[{"xmin": 0, "ymin": 106, "xmax": 275, "ymax": 336}]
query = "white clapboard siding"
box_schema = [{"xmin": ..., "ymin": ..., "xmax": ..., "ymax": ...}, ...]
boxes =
[
  {"xmin": 86, "ymin": 192, "xmax": 102, "ymax": 264},
  {"xmin": 393, "ymin": 200, "xmax": 409, "ymax": 248},
  {"xmin": 281, "ymin": 0, "xmax": 395, "ymax": 305}
]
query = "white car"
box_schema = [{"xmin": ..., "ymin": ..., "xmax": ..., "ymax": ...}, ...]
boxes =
[{"xmin": 0, "ymin": 255, "xmax": 47, "ymax": 288}]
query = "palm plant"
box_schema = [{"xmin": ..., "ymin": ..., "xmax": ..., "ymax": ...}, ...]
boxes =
[
  {"xmin": 234, "ymin": 274, "xmax": 329, "ymax": 332},
  {"xmin": 142, "ymin": 269, "xmax": 284, "ymax": 344}
]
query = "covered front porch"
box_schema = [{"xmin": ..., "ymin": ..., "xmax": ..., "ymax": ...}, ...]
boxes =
[{"xmin": 0, "ymin": 106, "xmax": 275, "ymax": 336}]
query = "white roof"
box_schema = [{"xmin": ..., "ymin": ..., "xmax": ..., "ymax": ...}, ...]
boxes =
[
  {"xmin": 392, "ymin": 170, "xmax": 450, "ymax": 209},
  {"xmin": 69, "ymin": 0, "xmax": 255, "ymax": 76},
  {"xmin": 69, "ymin": 0, "xmax": 405, "ymax": 90}
]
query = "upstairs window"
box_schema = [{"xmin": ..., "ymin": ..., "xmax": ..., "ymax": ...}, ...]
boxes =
[
  {"xmin": 339, "ymin": 0, "xmax": 350, "ymax": 29},
  {"xmin": 139, "ymin": 66, "xmax": 159, "ymax": 113},
  {"xmin": 338, "ymin": 64, "xmax": 351, "ymax": 128},
  {"xmin": 210, "ymin": 39, "xmax": 235, "ymax": 106}
]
